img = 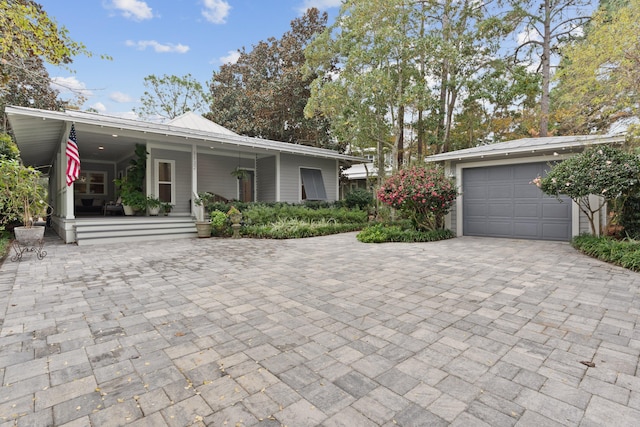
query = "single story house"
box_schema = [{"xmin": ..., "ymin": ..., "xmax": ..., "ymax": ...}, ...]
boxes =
[
  {"xmin": 426, "ymin": 134, "xmax": 626, "ymax": 241},
  {"xmin": 5, "ymin": 106, "xmax": 365, "ymax": 244}
]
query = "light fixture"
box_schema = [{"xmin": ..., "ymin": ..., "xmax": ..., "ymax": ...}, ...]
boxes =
[
  {"xmin": 98, "ymin": 146, "xmax": 104, "ymax": 150},
  {"xmin": 112, "ymin": 134, "xmax": 118, "ymax": 138}
]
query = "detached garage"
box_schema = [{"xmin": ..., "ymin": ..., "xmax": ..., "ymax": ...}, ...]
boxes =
[{"xmin": 426, "ymin": 135, "xmax": 625, "ymax": 241}]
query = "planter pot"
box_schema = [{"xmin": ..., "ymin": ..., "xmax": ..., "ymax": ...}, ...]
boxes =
[
  {"xmin": 195, "ymin": 221, "xmax": 211, "ymax": 238},
  {"xmin": 123, "ymin": 205, "xmax": 135, "ymax": 216},
  {"xmin": 14, "ymin": 226, "xmax": 45, "ymax": 245},
  {"xmin": 148, "ymin": 206, "xmax": 160, "ymax": 216}
]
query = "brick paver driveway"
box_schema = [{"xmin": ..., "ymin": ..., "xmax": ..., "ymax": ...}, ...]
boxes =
[{"xmin": 1, "ymin": 233, "xmax": 639, "ymax": 426}]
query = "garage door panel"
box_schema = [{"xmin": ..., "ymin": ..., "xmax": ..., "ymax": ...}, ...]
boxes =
[
  {"xmin": 514, "ymin": 183, "xmax": 542, "ymax": 198},
  {"xmin": 542, "ymin": 223, "xmax": 570, "ymax": 240},
  {"xmin": 542, "ymin": 202, "xmax": 571, "ymax": 219},
  {"xmin": 488, "ymin": 166, "xmax": 512, "ymax": 180},
  {"xmin": 463, "ymin": 162, "xmax": 571, "ymax": 241},
  {"xmin": 488, "ymin": 185, "xmax": 513, "ymax": 199},
  {"xmin": 487, "ymin": 221, "xmax": 513, "ymax": 236},
  {"xmin": 513, "ymin": 222, "xmax": 540, "ymax": 238},
  {"xmin": 488, "ymin": 203, "xmax": 512, "ymax": 216},
  {"xmin": 514, "ymin": 204, "xmax": 540, "ymax": 218},
  {"xmin": 513, "ymin": 163, "xmax": 544, "ymax": 179}
]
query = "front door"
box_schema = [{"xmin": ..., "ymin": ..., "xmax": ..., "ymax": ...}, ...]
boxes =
[
  {"xmin": 238, "ymin": 170, "xmax": 255, "ymax": 202},
  {"xmin": 155, "ymin": 159, "xmax": 175, "ymax": 204}
]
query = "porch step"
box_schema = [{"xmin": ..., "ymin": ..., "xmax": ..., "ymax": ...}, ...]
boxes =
[{"xmin": 75, "ymin": 216, "xmax": 198, "ymax": 245}]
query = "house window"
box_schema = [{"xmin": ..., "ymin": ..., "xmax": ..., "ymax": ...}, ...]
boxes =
[
  {"xmin": 74, "ymin": 171, "xmax": 106, "ymax": 195},
  {"xmin": 155, "ymin": 159, "xmax": 175, "ymax": 204},
  {"xmin": 300, "ymin": 168, "xmax": 327, "ymax": 201}
]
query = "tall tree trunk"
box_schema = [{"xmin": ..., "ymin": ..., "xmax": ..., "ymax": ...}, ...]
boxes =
[
  {"xmin": 438, "ymin": 2, "xmax": 450, "ymax": 153},
  {"xmin": 540, "ymin": 0, "xmax": 551, "ymax": 137},
  {"xmin": 397, "ymin": 105, "xmax": 404, "ymax": 168}
]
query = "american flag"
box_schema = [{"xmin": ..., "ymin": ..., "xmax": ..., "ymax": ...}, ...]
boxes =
[{"xmin": 66, "ymin": 124, "xmax": 80, "ymax": 186}]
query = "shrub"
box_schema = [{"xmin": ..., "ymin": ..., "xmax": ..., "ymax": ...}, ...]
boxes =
[
  {"xmin": 210, "ymin": 210, "xmax": 228, "ymax": 236},
  {"xmin": 344, "ymin": 188, "xmax": 374, "ymax": 210},
  {"xmin": 572, "ymin": 234, "xmax": 640, "ymax": 271},
  {"xmin": 377, "ymin": 165, "xmax": 457, "ymax": 231},
  {"xmin": 242, "ymin": 219, "xmax": 363, "ymax": 239},
  {"xmin": 356, "ymin": 223, "xmax": 455, "ymax": 243},
  {"xmin": 537, "ymin": 145, "xmax": 640, "ymax": 235}
]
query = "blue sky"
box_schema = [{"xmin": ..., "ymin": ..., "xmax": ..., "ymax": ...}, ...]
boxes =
[{"xmin": 37, "ymin": 0, "xmax": 341, "ymax": 119}]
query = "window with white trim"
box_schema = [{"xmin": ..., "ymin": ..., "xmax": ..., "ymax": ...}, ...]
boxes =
[{"xmin": 300, "ymin": 168, "xmax": 327, "ymax": 201}]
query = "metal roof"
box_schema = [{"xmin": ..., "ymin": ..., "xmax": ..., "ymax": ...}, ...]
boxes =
[
  {"xmin": 426, "ymin": 134, "xmax": 626, "ymax": 163},
  {"xmin": 5, "ymin": 106, "xmax": 366, "ymax": 169}
]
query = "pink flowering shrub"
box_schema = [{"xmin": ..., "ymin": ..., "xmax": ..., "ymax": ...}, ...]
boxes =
[{"xmin": 377, "ymin": 165, "xmax": 458, "ymax": 230}]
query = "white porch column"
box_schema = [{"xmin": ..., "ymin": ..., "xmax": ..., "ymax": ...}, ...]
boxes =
[
  {"xmin": 192, "ymin": 144, "xmax": 202, "ymax": 220},
  {"xmin": 61, "ymin": 122, "xmax": 75, "ymax": 219},
  {"xmin": 275, "ymin": 153, "xmax": 281, "ymax": 202}
]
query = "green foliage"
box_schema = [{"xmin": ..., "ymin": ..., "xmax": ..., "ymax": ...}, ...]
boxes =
[
  {"xmin": 356, "ymin": 223, "xmax": 455, "ymax": 243},
  {"xmin": 207, "ymin": 8, "xmax": 333, "ymax": 148},
  {"xmin": 114, "ymin": 144, "xmax": 148, "ymax": 210},
  {"xmin": 241, "ymin": 204, "xmax": 368, "ymax": 226},
  {"xmin": 537, "ymin": 145, "xmax": 640, "ymax": 234},
  {"xmin": 0, "ymin": 157, "xmax": 47, "ymax": 228},
  {"xmin": 572, "ymin": 234, "xmax": 640, "ymax": 271},
  {"xmin": 377, "ymin": 165, "xmax": 457, "ymax": 230},
  {"xmin": 210, "ymin": 210, "xmax": 229, "ymax": 236},
  {"xmin": 344, "ymin": 188, "xmax": 374, "ymax": 210},
  {"xmin": 0, "ymin": 133, "xmax": 19, "ymax": 159},
  {"xmin": 242, "ymin": 219, "xmax": 363, "ymax": 239},
  {"xmin": 0, "ymin": 229, "xmax": 9, "ymax": 258},
  {"xmin": 134, "ymin": 74, "xmax": 211, "ymax": 120},
  {"xmin": 620, "ymin": 193, "xmax": 640, "ymax": 239}
]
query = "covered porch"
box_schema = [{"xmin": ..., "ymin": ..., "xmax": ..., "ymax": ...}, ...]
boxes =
[{"xmin": 6, "ymin": 106, "xmax": 365, "ymax": 244}]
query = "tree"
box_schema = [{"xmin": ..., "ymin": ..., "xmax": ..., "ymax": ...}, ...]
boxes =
[
  {"xmin": 505, "ymin": 0, "xmax": 592, "ymax": 137},
  {"xmin": 207, "ymin": 8, "xmax": 333, "ymax": 148},
  {"xmin": 553, "ymin": 0, "xmax": 640, "ymax": 136},
  {"xmin": 134, "ymin": 74, "xmax": 211, "ymax": 120},
  {"xmin": 0, "ymin": 0, "xmax": 92, "ymax": 129},
  {"xmin": 377, "ymin": 164, "xmax": 457, "ymax": 230},
  {"xmin": 304, "ymin": 0, "xmax": 508, "ymax": 180},
  {"xmin": 536, "ymin": 145, "xmax": 640, "ymax": 235}
]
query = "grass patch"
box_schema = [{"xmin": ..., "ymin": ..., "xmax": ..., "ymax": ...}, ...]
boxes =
[
  {"xmin": 572, "ymin": 234, "xmax": 640, "ymax": 271},
  {"xmin": 356, "ymin": 223, "xmax": 455, "ymax": 243}
]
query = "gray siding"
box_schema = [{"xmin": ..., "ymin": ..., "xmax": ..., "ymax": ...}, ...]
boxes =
[
  {"xmin": 280, "ymin": 154, "xmax": 337, "ymax": 203},
  {"xmin": 197, "ymin": 154, "xmax": 253, "ymax": 200},
  {"xmin": 150, "ymin": 148, "xmax": 192, "ymax": 214},
  {"xmin": 257, "ymin": 156, "xmax": 276, "ymax": 201}
]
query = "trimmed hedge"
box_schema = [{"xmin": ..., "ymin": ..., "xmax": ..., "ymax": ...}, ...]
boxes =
[
  {"xmin": 572, "ymin": 234, "xmax": 640, "ymax": 271},
  {"xmin": 357, "ymin": 223, "xmax": 455, "ymax": 243}
]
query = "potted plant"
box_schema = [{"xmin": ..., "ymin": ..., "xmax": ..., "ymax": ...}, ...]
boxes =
[
  {"xmin": 231, "ymin": 167, "xmax": 248, "ymax": 180},
  {"xmin": 0, "ymin": 158, "xmax": 48, "ymax": 244},
  {"xmin": 146, "ymin": 196, "xmax": 163, "ymax": 216},
  {"xmin": 193, "ymin": 193, "xmax": 211, "ymax": 238},
  {"xmin": 161, "ymin": 202, "xmax": 173, "ymax": 216},
  {"xmin": 114, "ymin": 144, "xmax": 148, "ymax": 215}
]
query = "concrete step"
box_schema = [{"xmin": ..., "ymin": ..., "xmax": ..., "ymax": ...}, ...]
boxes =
[{"xmin": 75, "ymin": 217, "xmax": 198, "ymax": 245}]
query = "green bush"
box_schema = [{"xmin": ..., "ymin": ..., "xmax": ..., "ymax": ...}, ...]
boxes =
[
  {"xmin": 210, "ymin": 210, "xmax": 229, "ymax": 236},
  {"xmin": 572, "ymin": 234, "xmax": 640, "ymax": 271},
  {"xmin": 241, "ymin": 204, "xmax": 367, "ymax": 226},
  {"xmin": 242, "ymin": 218, "xmax": 363, "ymax": 239},
  {"xmin": 357, "ymin": 223, "xmax": 455, "ymax": 243},
  {"xmin": 344, "ymin": 188, "xmax": 374, "ymax": 210}
]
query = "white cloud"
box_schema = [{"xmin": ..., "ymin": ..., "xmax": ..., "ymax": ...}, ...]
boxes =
[
  {"xmin": 91, "ymin": 102, "xmax": 107, "ymax": 113},
  {"xmin": 202, "ymin": 0, "xmax": 231, "ymax": 24},
  {"xmin": 109, "ymin": 91, "xmax": 134, "ymax": 103},
  {"xmin": 297, "ymin": 0, "xmax": 342, "ymax": 13},
  {"xmin": 107, "ymin": 0, "xmax": 153, "ymax": 21},
  {"xmin": 51, "ymin": 76, "xmax": 93, "ymax": 98},
  {"xmin": 125, "ymin": 40, "xmax": 190, "ymax": 53},
  {"xmin": 219, "ymin": 50, "xmax": 240, "ymax": 64}
]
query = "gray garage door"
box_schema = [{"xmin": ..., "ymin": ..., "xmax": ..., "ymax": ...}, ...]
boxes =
[{"xmin": 462, "ymin": 162, "xmax": 571, "ymax": 241}]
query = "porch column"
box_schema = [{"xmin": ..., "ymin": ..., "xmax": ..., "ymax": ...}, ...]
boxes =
[
  {"xmin": 275, "ymin": 153, "xmax": 281, "ymax": 202},
  {"xmin": 191, "ymin": 144, "xmax": 202, "ymax": 220},
  {"xmin": 61, "ymin": 122, "xmax": 75, "ymax": 219}
]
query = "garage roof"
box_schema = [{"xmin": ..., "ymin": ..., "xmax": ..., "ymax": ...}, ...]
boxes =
[{"xmin": 426, "ymin": 134, "xmax": 626, "ymax": 163}]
